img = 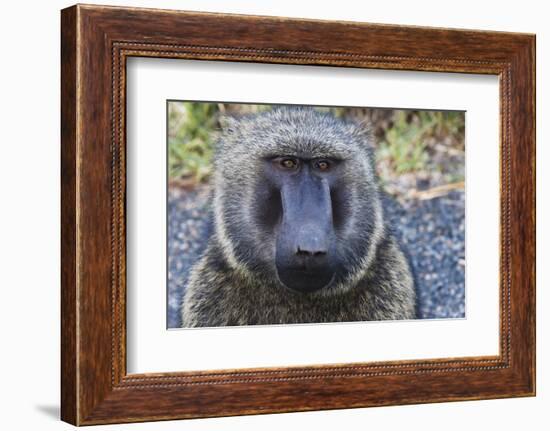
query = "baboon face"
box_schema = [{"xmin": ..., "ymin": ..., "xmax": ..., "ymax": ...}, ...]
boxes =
[
  {"xmin": 262, "ymin": 156, "xmax": 340, "ymax": 292},
  {"xmin": 214, "ymin": 108, "xmax": 383, "ymax": 295}
]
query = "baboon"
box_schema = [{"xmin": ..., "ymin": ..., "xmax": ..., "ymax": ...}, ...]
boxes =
[{"xmin": 181, "ymin": 107, "xmax": 416, "ymax": 327}]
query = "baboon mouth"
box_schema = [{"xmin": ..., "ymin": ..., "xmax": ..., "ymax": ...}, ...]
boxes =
[{"xmin": 276, "ymin": 268, "xmax": 335, "ymax": 293}]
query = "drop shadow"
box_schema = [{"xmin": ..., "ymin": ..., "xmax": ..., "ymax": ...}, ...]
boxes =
[{"xmin": 35, "ymin": 404, "xmax": 59, "ymax": 420}]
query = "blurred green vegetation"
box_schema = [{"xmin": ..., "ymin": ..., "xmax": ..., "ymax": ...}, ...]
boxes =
[
  {"xmin": 377, "ymin": 110, "xmax": 464, "ymax": 174},
  {"xmin": 167, "ymin": 102, "xmax": 465, "ymax": 188},
  {"xmin": 168, "ymin": 103, "xmax": 218, "ymax": 182}
]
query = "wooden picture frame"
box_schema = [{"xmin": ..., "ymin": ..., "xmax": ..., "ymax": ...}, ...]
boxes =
[{"xmin": 61, "ymin": 4, "xmax": 535, "ymax": 425}]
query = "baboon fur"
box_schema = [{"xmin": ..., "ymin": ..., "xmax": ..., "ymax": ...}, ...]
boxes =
[{"xmin": 181, "ymin": 107, "xmax": 416, "ymax": 327}]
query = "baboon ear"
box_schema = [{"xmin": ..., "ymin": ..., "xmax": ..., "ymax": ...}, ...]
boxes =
[
  {"xmin": 219, "ymin": 115, "xmax": 240, "ymax": 135},
  {"xmin": 350, "ymin": 120, "xmax": 375, "ymax": 150}
]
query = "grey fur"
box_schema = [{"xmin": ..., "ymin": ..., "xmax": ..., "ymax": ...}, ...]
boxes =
[{"xmin": 181, "ymin": 107, "xmax": 416, "ymax": 327}]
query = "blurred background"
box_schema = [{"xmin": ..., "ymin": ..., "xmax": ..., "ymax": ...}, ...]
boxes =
[{"xmin": 168, "ymin": 102, "xmax": 466, "ymax": 328}]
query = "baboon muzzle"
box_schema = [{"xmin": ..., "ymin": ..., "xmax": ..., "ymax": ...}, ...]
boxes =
[{"xmin": 275, "ymin": 174, "xmax": 336, "ymax": 293}]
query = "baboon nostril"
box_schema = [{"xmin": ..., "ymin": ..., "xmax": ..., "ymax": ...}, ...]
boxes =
[
  {"xmin": 296, "ymin": 247, "xmax": 309, "ymax": 257},
  {"xmin": 296, "ymin": 246, "xmax": 327, "ymax": 258}
]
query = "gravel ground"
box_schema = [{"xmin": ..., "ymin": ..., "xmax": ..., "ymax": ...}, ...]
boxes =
[
  {"xmin": 167, "ymin": 185, "xmax": 213, "ymax": 328},
  {"xmin": 383, "ymin": 192, "xmax": 465, "ymax": 319},
  {"xmin": 167, "ymin": 184, "xmax": 465, "ymax": 328}
]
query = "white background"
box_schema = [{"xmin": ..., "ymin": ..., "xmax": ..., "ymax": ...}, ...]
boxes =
[
  {"xmin": 0, "ymin": 0, "xmax": 547, "ymax": 430},
  {"xmin": 127, "ymin": 59, "xmax": 499, "ymax": 373}
]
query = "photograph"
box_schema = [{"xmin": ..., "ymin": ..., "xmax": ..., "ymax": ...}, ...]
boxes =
[{"xmin": 167, "ymin": 102, "xmax": 466, "ymax": 328}]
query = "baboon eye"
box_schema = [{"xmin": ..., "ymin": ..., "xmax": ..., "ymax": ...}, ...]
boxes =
[
  {"xmin": 315, "ymin": 160, "xmax": 331, "ymax": 171},
  {"xmin": 279, "ymin": 157, "xmax": 298, "ymax": 170}
]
